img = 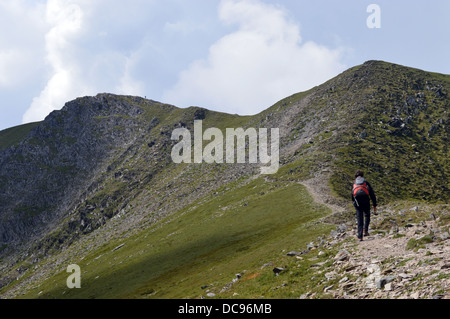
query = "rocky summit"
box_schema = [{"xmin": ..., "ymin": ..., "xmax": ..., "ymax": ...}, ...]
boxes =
[{"xmin": 0, "ymin": 60, "xmax": 448, "ymax": 299}]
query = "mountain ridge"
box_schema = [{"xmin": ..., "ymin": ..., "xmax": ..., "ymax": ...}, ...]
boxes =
[{"xmin": 0, "ymin": 60, "xmax": 448, "ymax": 299}]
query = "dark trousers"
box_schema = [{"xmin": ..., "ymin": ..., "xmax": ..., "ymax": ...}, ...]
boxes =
[{"xmin": 355, "ymin": 205, "xmax": 370, "ymax": 238}]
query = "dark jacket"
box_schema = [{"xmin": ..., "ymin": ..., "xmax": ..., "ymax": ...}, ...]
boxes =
[{"xmin": 351, "ymin": 178, "xmax": 377, "ymax": 208}]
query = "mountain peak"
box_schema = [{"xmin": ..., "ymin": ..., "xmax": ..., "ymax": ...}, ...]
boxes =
[{"xmin": 0, "ymin": 62, "xmax": 448, "ymax": 299}]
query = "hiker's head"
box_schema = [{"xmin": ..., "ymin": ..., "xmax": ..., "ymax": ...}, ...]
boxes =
[{"xmin": 355, "ymin": 170, "xmax": 364, "ymax": 178}]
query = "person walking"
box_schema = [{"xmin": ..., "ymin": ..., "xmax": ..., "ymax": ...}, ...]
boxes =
[{"xmin": 351, "ymin": 170, "xmax": 377, "ymax": 241}]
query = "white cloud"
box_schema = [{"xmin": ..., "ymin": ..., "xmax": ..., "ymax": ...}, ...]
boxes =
[
  {"xmin": 23, "ymin": 0, "xmax": 84, "ymax": 123},
  {"xmin": 115, "ymin": 53, "xmax": 145, "ymax": 96},
  {"xmin": 0, "ymin": 50, "xmax": 30, "ymax": 87},
  {"xmin": 14, "ymin": 0, "xmax": 348, "ymax": 124},
  {"xmin": 164, "ymin": 20, "xmax": 205, "ymax": 35},
  {"xmin": 0, "ymin": 1, "xmax": 46, "ymax": 88},
  {"xmin": 22, "ymin": 0, "xmax": 147, "ymax": 124},
  {"xmin": 163, "ymin": 0, "xmax": 346, "ymax": 115}
]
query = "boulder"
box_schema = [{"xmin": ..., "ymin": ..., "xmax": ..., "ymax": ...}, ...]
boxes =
[
  {"xmin": 376, "ymin": 275, "xmax": 397, "ymax": 289},
  {"xmin": 334, "ymin": 249, "xmax": 350, "ymax": 262},
  {"xmin": 273, "ymin": 267, "xmax": 285, "ymax": 275},
  {"xmin": 286, "ymin": 251, "xmax": 300, "ymax": 257}
]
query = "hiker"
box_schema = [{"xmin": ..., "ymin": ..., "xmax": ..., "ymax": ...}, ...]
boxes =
[{"xmin": 351, "ymin": 170, "xmax": 377, "ymax": 241}]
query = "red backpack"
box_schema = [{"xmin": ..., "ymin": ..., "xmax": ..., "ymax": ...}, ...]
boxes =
[{"xmin": 352, "ymin": 176, "xmax": 370, "ymax": 198}]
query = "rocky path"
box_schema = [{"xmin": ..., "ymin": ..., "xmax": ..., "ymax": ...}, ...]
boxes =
[
  {"xmin": 303, "ymin": 203, "xmax": 450, "ymax": 299},
  {"xmin": 213, "ymin": 189, "xmax": 449, "ymax": 300},
  {"xmin": 299, "ymin": 178, "xmax": 346, "ymax": 215},
  {"xmin": 296, "ymin": 177, "xmax": 449, "ymax": 299}
]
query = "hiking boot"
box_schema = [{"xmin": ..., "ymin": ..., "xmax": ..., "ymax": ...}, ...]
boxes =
[
  {"xmin": 364, "ymin": 230, "xmax": 370, "ymax": 236},
  {"xmin": 357, "ymin": 236, "xmax": 363, "ymax": 242}
]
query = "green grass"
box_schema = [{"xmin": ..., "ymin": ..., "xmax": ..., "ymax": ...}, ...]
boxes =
[
  {"xmin": 18, "ymin": 178, "xmax": 330, "ymax": 299},
  {"xmin": 406, "ymin": 236, "xmax": 434, "ymax": 251},
  {"xmin": 217, "ymin": 236, "xmax": 338, "ymax": 299},
  {"xmin": 326, "ymin": 63, "xmax": 450, "ymax": 204},
  {"xmin": 0, "ymin": 122, "xmax": 41, "ymax": 150}
]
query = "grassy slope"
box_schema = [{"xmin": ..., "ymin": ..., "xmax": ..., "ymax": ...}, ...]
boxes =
[
  {"xmin": 261, "ymin": 61, "xmax": 449, "ymax": 204},
  {"xmin": 18, "ymin": 178, "xmax": 330, "ymax": 299},
  {"xmin": 0, "ymin": 122, "xmax": 41, "ymax": 150},
  {"xmin": 329, "ymin": 62, "xmax": 449, "ymax": 203}
]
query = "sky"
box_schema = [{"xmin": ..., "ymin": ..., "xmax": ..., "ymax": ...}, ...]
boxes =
[{"xmin": 0, "ymin": 0, "xmax": 449, "ymax": 131}]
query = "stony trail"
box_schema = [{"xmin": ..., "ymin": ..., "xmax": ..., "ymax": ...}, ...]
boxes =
[{"xmin": 302, "ymin": 203, "xmax": 450, "ymax": 299}]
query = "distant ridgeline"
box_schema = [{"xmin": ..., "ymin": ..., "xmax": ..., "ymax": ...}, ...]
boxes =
[{"xmin": 0, "ymin": 60, "xmax": 447, "ymax": 275}]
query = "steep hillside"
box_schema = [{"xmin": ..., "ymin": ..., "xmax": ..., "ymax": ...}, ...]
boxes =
[
  {"xmin": 260, "ymin": 60, "xmax": 448, "ymax": 204},
  {"xmin": 0, "ymin": 61, "xmax": 448, "ymax": 299},
  {"xmin": 0, "ymin": 95, "xmax": 261, "ymax": 292}
]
